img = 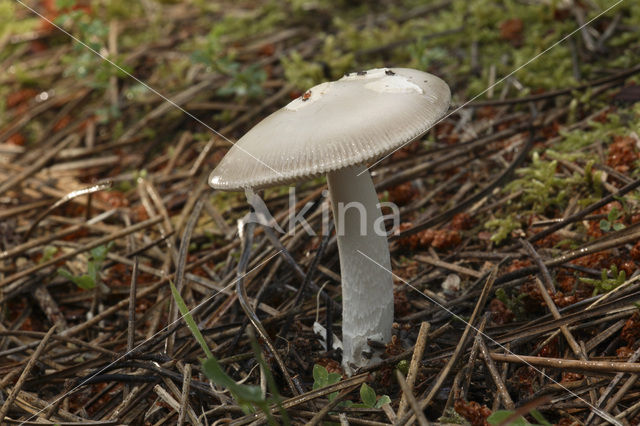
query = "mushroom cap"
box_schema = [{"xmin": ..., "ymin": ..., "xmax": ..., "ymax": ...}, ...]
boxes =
[{"xmin": 209, "ymin": 68, "xmax": 450, "ymax": 190}]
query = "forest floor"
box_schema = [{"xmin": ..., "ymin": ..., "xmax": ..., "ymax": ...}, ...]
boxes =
[{"xmin": 2, "ymin": 0, "xmax": 640, "ymax": 424}]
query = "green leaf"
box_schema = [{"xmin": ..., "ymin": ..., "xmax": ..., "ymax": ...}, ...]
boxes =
[
  {"xmin": 91, "ymin": 242, "xmax": 113, "ymax": 263},
  {"xmin": 312, "ymin": 364, "xmax": 328, "ymax": 389},
  {"xmin": 360, "ymin": 383, "xmax": 377, "ymax": 408},
  {"xmin": 201, "ymin": 357, "xmax": 265, "ymax": 403},
  {"xmin": 74, "ymin": 274, "xmax": 96, "ymax": 290},
  {"xmin": 599, "ymin": 219, "xmax": 611, "ymax": 231},
  {"xmin": 169, "ymin": 281, "xmax": 213, "ymax": 358},
  {"xmin": 613, "ymin": 222, "xmax": 625, "ymax": 231},
  {"xmin": 171, "ymin": 281, "xmax": 274, "ymax": 419},
  {"xmin": 487, "ymin": 410, "xmax": 531, "ymax": 426},
  {"xmin": 246, "ymin": 331, "xmax": 290, "ymax": 426},
  {"xmin": 56, "ymin": 0, "xmax": 76, "ymax": 9},
  {"xmin": 87, "ymin": 261, "xmax": 98, "ymax": 284},
  {"xmin": 41, "ymin": 246, "xmax": 58, "ymax": 263},
  {"xmin": 56, "ymin": 268, "xmax": 74, "ymax": 281},
  {"xmin": 530, "ymin": 409, "xmax": 552, "ymax": 426},
  {"xmin": 327, "ymin": 372, "xmax": 342, "ymax": 385},
  {"xmin": 374, "ymin": 395, "xmax": 391, "ymax": 408},
  {"xmin": 57, "ymin": 268, "xmax": 96, "ymax": 290}
]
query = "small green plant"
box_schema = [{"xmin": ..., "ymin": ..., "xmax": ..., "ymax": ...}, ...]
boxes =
[
  {"xmin": 216, "ymin": 62, "xmax": 267, "ymax": 99},
  {"xmin": 357, "ymin": 383, "xmax": 391, "ymax": 409},
  {"xmin": 407, "ymin": 40, "xmax": 448, "ymax": 70},
  {"xmin": 505, "ymin": 152, "xmax": 568, "ymax": 214},
  {"xmin": 487, "ymin": 409, "xmax": 551, "ymax": 426},
  {"xmin": 312, "ymin": 364, "xmax": 342, "ymax": 402},
  {"xmin": 311, "ymin": 364, "xmax": 391, "ymax": 409},
  {"xmin": 599, "ymin": 206, "xmax": 625, "ymax": 232},
  {"xmin": 487, "ymin": 410, "xmax": 531, "ymax": 425},
  {"xmin": 485, "ymin": 214, "xmax": 522, "ymax": 244},
  {"xmin": 579, "ymin": 264, "xmax": 627, "ymax": 296},
  {"xmin": 40, "ymin": 246, "xmax": 59, "ymax": 264},
  {"xmin": 439, "ymin": 407, "xmax": 468, "ymax": 424},
  {"xmin": 170, "ymin": 282, "xmax": 289, "ymax": 425},
  {"xmin": 57, "ymin": 243, "xmax": 113, "ymax": 290},
  {"xmin": 54, "ymin": 0, "xmax": 131, "ymax": 92},
  {"xmin": 190, "ymin": 26, "xmax": 226, "ymax": 67},
  {"xmin": 495, "ymin": 288, "xmax": 527, "ymax": 319}
]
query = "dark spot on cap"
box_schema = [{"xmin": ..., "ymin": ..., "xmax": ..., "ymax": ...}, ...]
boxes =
[
  {"xmin": 302, "ymin": 90, "xmax": 312, "ymax": 101},
  {"xmin": 356, "ymin": 70, "xmax": 367, "ymax": 75},
  {"xmin": 385, "ymin": 70, "xmax": 396, "ymax": 76}
]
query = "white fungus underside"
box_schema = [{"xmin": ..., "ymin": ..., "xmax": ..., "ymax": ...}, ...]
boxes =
[{"xmin": 209, "ymin": 68, "xmax": 450, "ymax": 190}]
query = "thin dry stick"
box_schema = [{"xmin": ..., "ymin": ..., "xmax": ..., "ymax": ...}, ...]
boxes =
[
  {"xmin": 396, "ymin": 369, "xmax": 429, "ymax": 426},
  {"xmin": 166, "ymin": 197, "xmax": 205, "ymax": 355},
  {"xmin": 397, "ymin": 265, "xmax": 500, "ymax": 426},
  {"xmin": 490, "ymin": 353, "xmax": 640, "ymax": 373},
  {"xmin": 397, "ymin": 321, "xmax": 430, "ymax": 418},
  {"xmin": 445, "ymin": 369, "xmax": 466, "ymax": 416},
  {"xmin": 0, "ymin": 329, "xmax": 116, "ymax": 357},
  {"xmin": 290, "ymin": 410, "xmax": 389, "ymax": 426},
  {"xmin": 107, "ymin": 19, "xmax": 118, "ymax": 108},
  {"xmin": 0, "ymin": 325, "xmax": 57, "ymax": 423},
  {"xmin": 163, "ymin": 132, "xmax": 191, "ymax": 175},
  {"xmin": 127, "ymin": 256, "xmax": 139, "ymax": 353},
  {"xmin": 109, "ymin": 383, "xmax": 151, "ymax": 421},
  {"xmin": 520, "ymin": 238, "xmax": 555, "ymax": 292},
  {"xmin": 177, "ymin": 363, "xmax": 192, "ymax": 426},
  {"xmin": 585, "ymin": 345, "xmax": 640, "ymax": 425},
  {"xmin": 124, "ymin": 255, "xmax": 139, "ymax": 400},
  {"xmin": 0, "ymin": 370, "xmax": 20, "ymax": 391},
  {"xmin": 0, "ymin": 216, "xmax": 163, "ymax": 288},
  {"xmin": 305, "ymin": 387, "xmax": 355, "ymax": 426},
  {"xmin": 394, "ymin": 125, "xmax": 535, "ymax": 239},
  {"xmin": 606, "ymin": 371, "xmax": 639, "ymax": 414},
  {"xmin": 415, "ymin": 255, "xmax": 482, "ymax": 278},
  {"xmin": 231, "ymin": 374, "xmax": 369, "ymax": 425},
  {"xmin": 236, "ymin": 222, "xmax": 299, "ymax": 397},
  {"xmin": 0, "ymin": 134, "xmax": 76, "ymax": 196},
  {"xmin": 521, "ymin": 240, "xmax": 584, "ymax": 359},
  {"xmin": 614, "ymin": 398, "xmax": 640, "ymax": 420},
  {"xmin": 0, "ymin": 222, "xmax": 82, "ymax": 258},
  {"xmin": 459, "ymin": 316, "xmax": 487, "ymax": 403},
  {"xmin": 64, "ymin": 279, "xmax": 166, "ymax": 338},
  {"xmin": 154, "ymin": 384, "xmax": 181, "ymax": 413},
  {"xmin": 477, "ymin": 337, "xmax": 514, "ymax": 410},
  {"xmin": 496, "ymin": 226, "xmax": 640, "ymax": 286},
  {"xmin": 381, "ymin": 401, "xmax": 397, "ymax": 424},
  {"xmin": 24, "ymin": 181, "xmax": 113, "ymax": 239}
]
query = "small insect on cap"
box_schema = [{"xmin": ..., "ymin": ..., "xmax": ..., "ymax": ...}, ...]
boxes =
[{"xmin": 209, "ymin": 68, "xmax": 451, "ymax": 191}]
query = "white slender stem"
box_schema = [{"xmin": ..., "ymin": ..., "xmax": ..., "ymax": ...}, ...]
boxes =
[{"xmin": 327, "ymin": 165, "xmax": 393, "ymax": 372}]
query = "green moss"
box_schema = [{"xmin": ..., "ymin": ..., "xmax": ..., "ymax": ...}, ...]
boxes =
[
  {"xmin": 485, "ymin": 214, "xmax": 522, "ymax": 244},
  {"xmin": 278, "ymin": 0, "xmax": 638, "ymax": 98},
  {"xmin": 281, "ymin": 50, "xmax": 325, "ymax": 90},
  {"xmin": 485, "ymin": 103, "xmax": 640, "ymax": 246},
  {"xmin": 580, "ymin": 264, "xmax": 627, "ymax": 296},
  {"xmin": 0, "ymin": 0, "xmax": 39, "ymax": 41},
  {"xmin": 505, "ymin": 152, "xmax": 569, "ymax": 214}
]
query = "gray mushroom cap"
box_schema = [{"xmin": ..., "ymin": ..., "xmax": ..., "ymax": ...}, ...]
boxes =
[{"xmin": 209, "ymin": 68, "xmax": 451, "ymax": 191}]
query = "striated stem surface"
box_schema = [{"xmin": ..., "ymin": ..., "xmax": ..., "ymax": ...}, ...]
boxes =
[{"xmin": 327, "ymin": 165, "xmax": 393, "ymax": 372}]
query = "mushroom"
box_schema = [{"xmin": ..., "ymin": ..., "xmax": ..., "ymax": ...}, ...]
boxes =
[{"xmin": 209, "ymin": 68, "xmax": 450, "ymax": 372}]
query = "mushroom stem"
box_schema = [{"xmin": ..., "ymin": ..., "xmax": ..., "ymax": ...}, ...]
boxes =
[{"xmin": 327, "ymin": 165, "xmax": 393, "ymax": 373}]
